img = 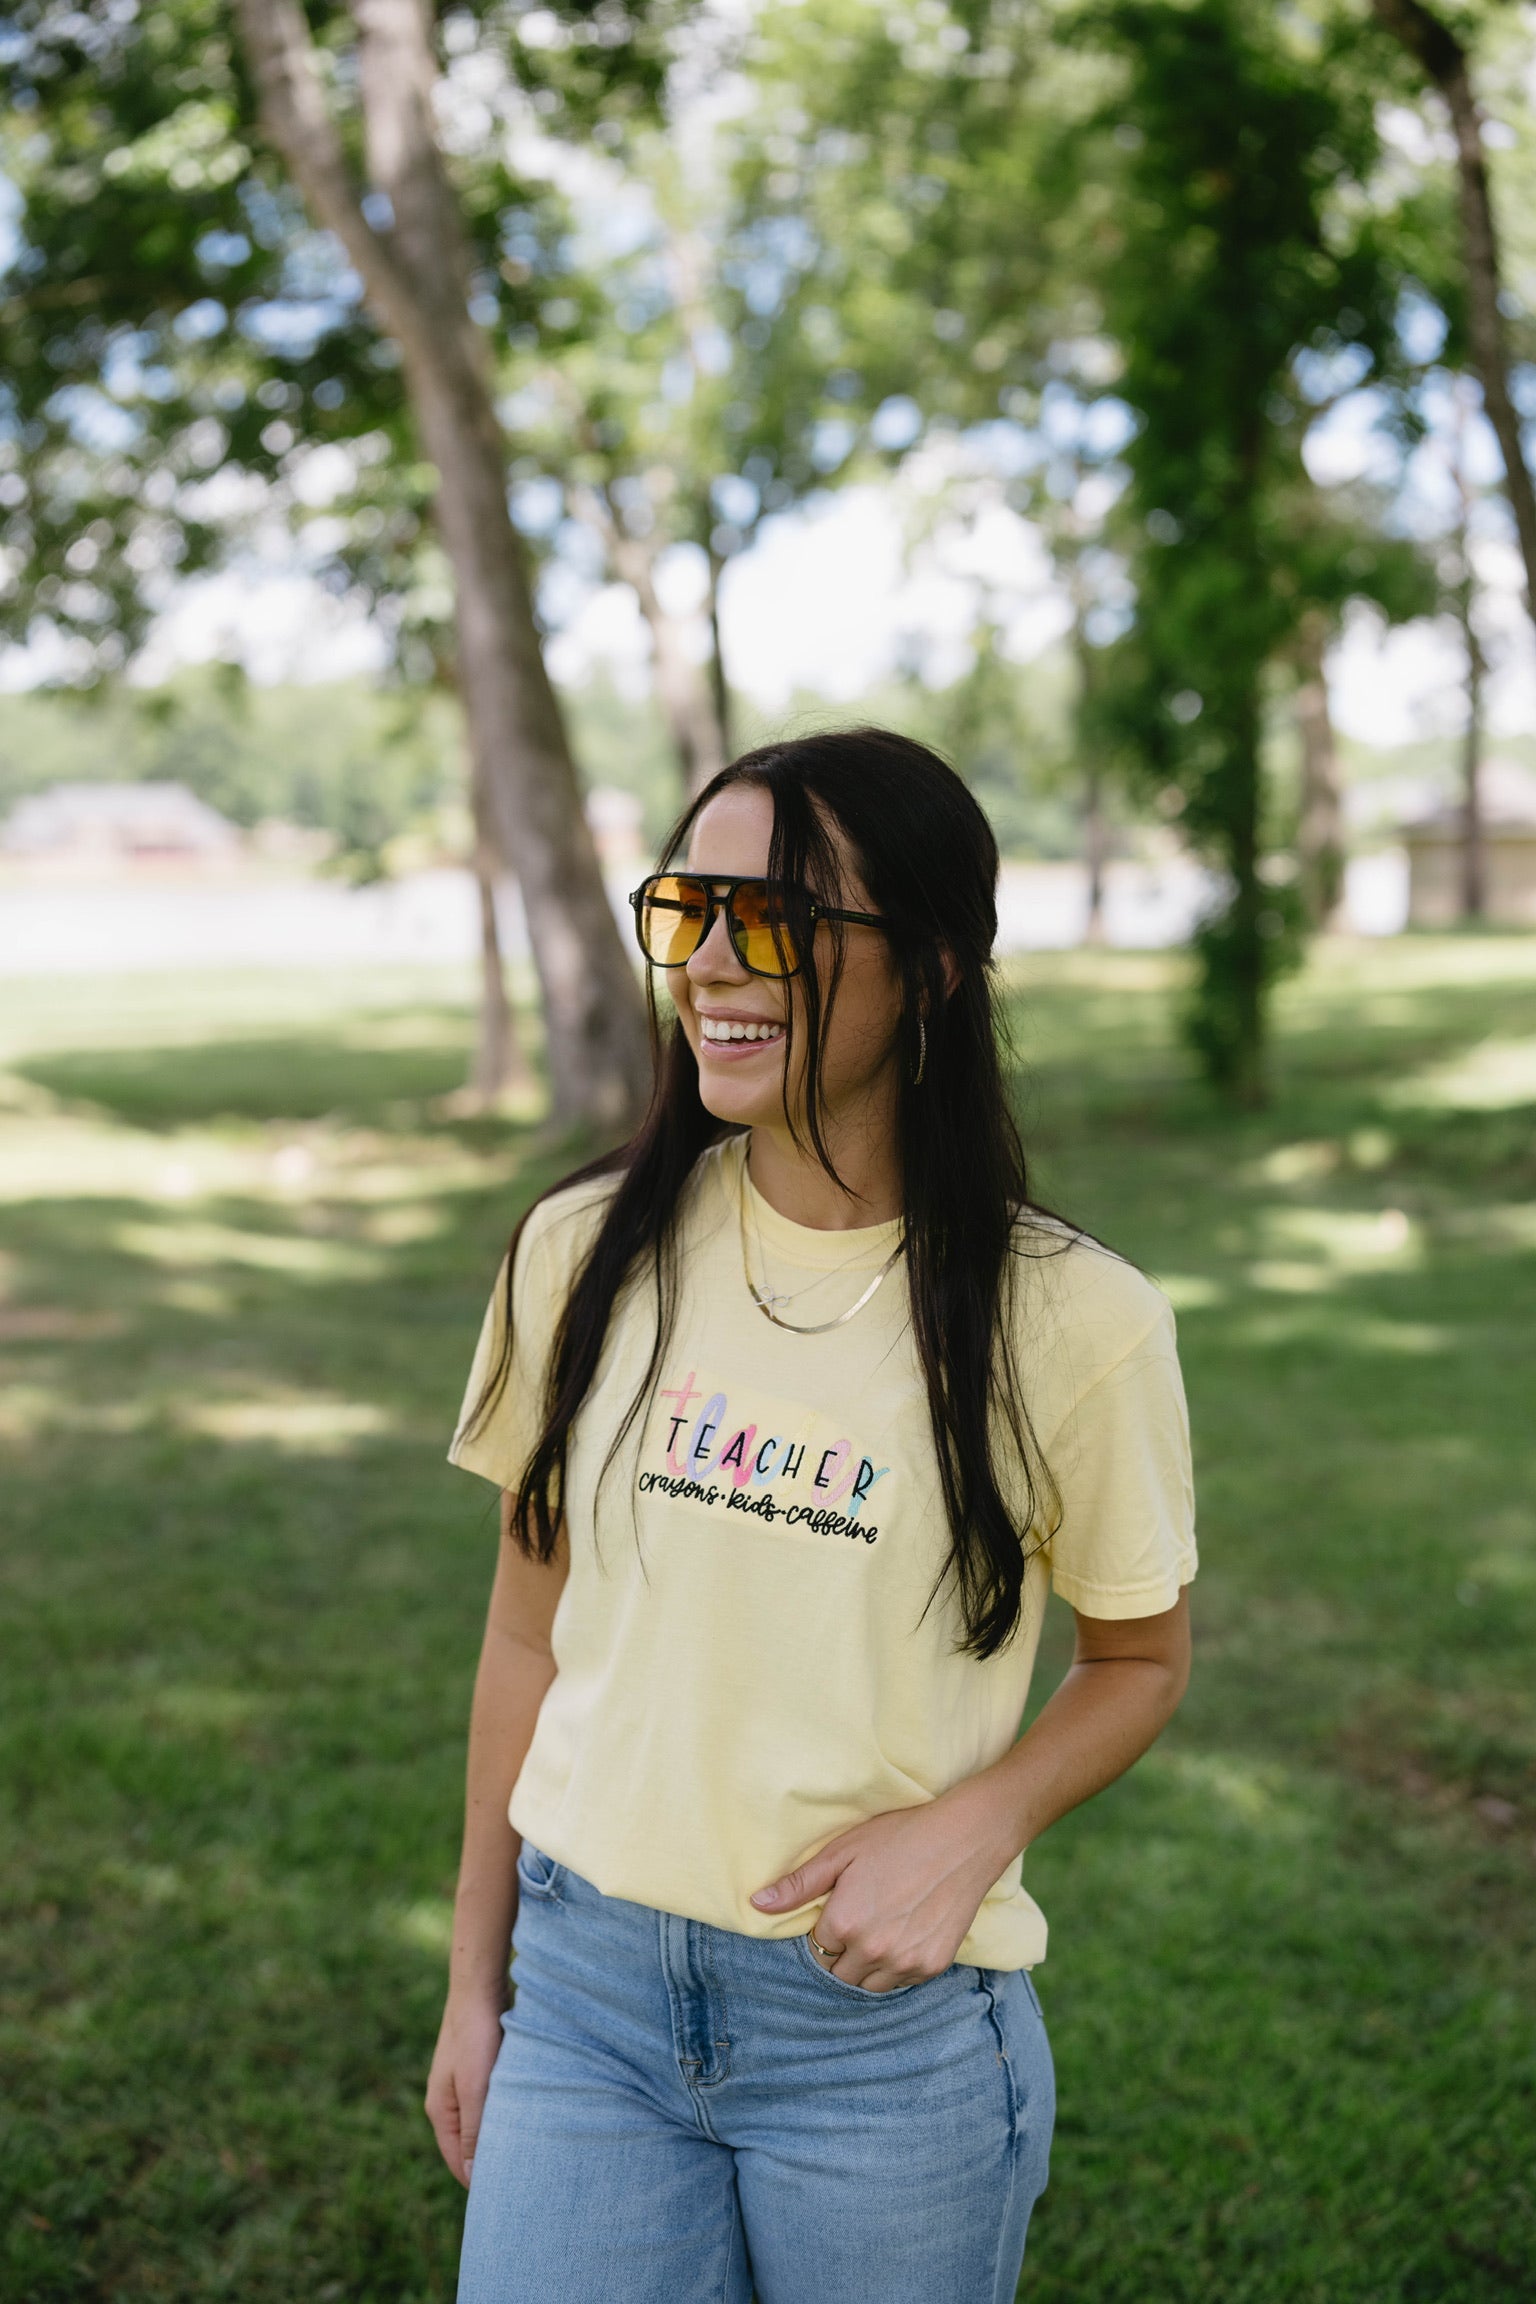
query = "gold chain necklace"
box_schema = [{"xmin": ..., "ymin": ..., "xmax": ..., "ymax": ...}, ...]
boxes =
[
  {"xmin": 737, "ymin": 1152, "xmax": 905, "ymax": 1335},
  {"xmin": 744, "ymin": 1167, "xmax": 878, "ymax": 1309}
]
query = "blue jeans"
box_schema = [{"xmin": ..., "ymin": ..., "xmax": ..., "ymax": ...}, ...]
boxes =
[{"xmin": 457, "ymin": 1843, "xmax": 1054, "ymax": 2304}]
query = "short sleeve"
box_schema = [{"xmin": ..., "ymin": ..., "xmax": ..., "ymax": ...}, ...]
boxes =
[
  {"xmin": 447, "ymin": 1216, "xmax": 557, "ymax": 1492},
  {"xmin": 447, "ymin": 1179, "xmax": 616, "ymax": 1490},
  {"xmin": 1041, "ymin": 1301, "xmax": 1197, "ymax": 1617}
]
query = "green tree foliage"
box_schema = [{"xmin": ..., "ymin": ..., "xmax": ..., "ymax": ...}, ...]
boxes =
[
  {"xmin": 4, "ymin": 0, "xmax": 1490, "ymax": 1106},
  {"xmin": 1069, "ymin": 0, "xmax": 1438, "ymax": 1099},
  {"xmin": 0, "ymin": 663, "xmax": 687, "ymax": 859},
  {"xmin": 499, "ymin": 141, "xmax": 754, "ymax": 793},
  {"xmin": 726, "ymin": 0, "xmax": 1087, "ymax": 462},
  {"xmin": 1370, "ymin": 0, "xmax": 1536, "ymax": 625},
  {"xmin": 727, "ymin": 1, "xmax": 1447, "ymax": 1083},
  {"xmin": 0, "ymin": 1, "xmax": 671, "ymax": 680},
  {"xmin": 1, "ymin": 3, "xmax": 382, "ymax": 671},
  {"xmin": 0, "ymin": 669, "xmax": 462, "ymax": 871},
  {"xmin": 0, "ymin": 1, "xmax": 692, "ymax": 1119}
]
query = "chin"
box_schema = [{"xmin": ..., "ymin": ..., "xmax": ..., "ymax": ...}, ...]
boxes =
[
  {"xmin": 683, "ymin": 1041, "xmax": 783, "ymax": 1130},
  {"xmin": 695, "ymin": 1071, "xmax": 782, "ymax": 1129}
]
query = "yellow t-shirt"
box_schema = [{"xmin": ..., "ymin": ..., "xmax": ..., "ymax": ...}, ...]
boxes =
[{"xmin": 449, "ymin": 1131, "xmax": 1196, "ymax": 1969}]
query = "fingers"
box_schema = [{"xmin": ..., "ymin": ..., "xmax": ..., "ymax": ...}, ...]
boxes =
[
  {"xmin": 811, "ymin": 1935, "xmax": 901, "ymax": 1993},
  {"xmin": 815, "ymin": 1931, "xmax": 885, "ymax": 1990},
  {"xmin": 750, "ymin": 1841, "xmax": 847, "ymax": 1912},
  {"xmin": 802, "ymin": 1905, "xmax": 891, "ymax": 1987},
  {"xmin": 426, "ymin": 2000, "xmax": 505, "ymax": 2190},
  {"xmin": 425, "ymin": 2077, "xmax": 469, "ymax": 2188},
  {"xmin": 809, "ymin": 1922, "xmax": 942, "ymax": 1993},
  {"xmin": 426, "ymin": 2068, "xmax": 487, "ymax": 2190},
  {"xmin": 458, "ymin": 2085, "xmax": 485, "ymax": 2188}
]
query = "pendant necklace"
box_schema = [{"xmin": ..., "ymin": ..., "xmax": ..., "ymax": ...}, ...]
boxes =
[{"xmin": 738, "ymin": 1150, "xmax": 905, "ymax": 1335}]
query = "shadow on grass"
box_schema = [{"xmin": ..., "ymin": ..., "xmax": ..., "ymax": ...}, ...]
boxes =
[
  {"xmin": 2, "ymin": 946, "xmax": 1534, "ymax": 2300},
  {"xmin": 16, "ymin": 1028, "xmax": 479, "ymax": 1131}
]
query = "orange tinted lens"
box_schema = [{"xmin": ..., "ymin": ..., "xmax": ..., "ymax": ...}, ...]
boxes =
[
  {"xmin": 641, "ymin": 875, "xmax": 709, "ymax": 966},
  {"xmin": 730, "ymin": 882, "xmax": 801, "ymax": 976}
]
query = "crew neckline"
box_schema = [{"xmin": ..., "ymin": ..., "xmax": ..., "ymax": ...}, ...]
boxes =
[{"xmin": 718, "ymin": 1133, "xmax": 905, "ymax": 1273}]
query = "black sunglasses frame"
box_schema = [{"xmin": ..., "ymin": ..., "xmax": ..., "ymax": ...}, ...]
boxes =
[{"xmin": 628, "ymin": 873, "xmax": 886, "ymax": 981}]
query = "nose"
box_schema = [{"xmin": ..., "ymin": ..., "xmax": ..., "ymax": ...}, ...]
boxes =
[{"xmin": 685, "ymin": 897, "xmax": 748, "ymax": 984}]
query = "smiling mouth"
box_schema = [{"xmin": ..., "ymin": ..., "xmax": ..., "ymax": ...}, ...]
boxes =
[{"xmin": 698, "ymin": 1017, "xmax": 784, "ymax": 1045}]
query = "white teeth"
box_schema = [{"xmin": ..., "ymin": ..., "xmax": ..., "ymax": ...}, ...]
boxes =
[{"xmin": 701, "ymin": 1017, "xmax": 782, "ymax": 1043}]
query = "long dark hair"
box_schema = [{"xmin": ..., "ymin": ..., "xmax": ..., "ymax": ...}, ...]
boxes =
[{"xmin": 463, "ymin": 727, "xmax": 1066, "ymax": 1660}]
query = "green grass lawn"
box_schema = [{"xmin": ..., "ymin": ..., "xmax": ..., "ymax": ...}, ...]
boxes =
[{"xmin": 2, "ymin": 940, "xmax": 1533, "ymax": 2303}]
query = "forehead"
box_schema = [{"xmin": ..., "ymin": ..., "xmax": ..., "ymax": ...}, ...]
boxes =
[
  {"xmin": 686, "ymin": 783, "xmax": 773, "ymax": 873},
  {"xmin": 684, "ymin": 782, "xmax": 868, "ymax": 902}
]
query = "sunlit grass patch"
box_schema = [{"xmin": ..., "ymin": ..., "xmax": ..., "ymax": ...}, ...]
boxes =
[
  {"xmin": 1250, "ymin": 1136, "xmax": 1343, "ymax": 1185},
  {"xmin": 1439, "ymin": 1201, "xmax": 1536, "ymax": 1252},
  {"xmin": 2, "ymin": 940, "xmax": 1534, "ymax": 2303},
  {"xmin": 386, "ymin": 1899, "xmax": 457, "ymax": 1958},
  {"xmin": 182, "ymin": 1394, "xmax": 393, "ymax": 1452},
  {"xmin": 1465, "ymin": 1505, "xmax": 1536, "ymax": 1595},
  {"xmin": 1155, "ymin": 1272, "xmax": 1229, "ymax": 1311},
  {"xmin": 1222, "ymin": 1306, "xmax": 1459, "ymax": 1353},
  {"xmin": 1387, "ymin": 1033, "xmax": 1536, "ymax": 1113},
  {"xmin": 135, "ymin": 1684, "xmax": 268, "ymax": 1735},
  {"xmin": 1152, "ymin": 1748, "xmax": 1318, "ymax": 1840},
  {"xmin": 115, "ymin": 1215, "xmax": 389, "ymax": 1281},
  {"xmin": 1251, "ymin": 1203, "xmax": 1422, "ymax": 1283}
]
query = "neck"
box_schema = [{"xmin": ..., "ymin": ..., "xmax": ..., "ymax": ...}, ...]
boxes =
[{"xmin": 745, "ymin": 1090, "xmax": 902, "ymax": 1230}]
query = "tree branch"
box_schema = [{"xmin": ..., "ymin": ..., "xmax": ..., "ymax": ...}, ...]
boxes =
[
  {"xmin": 1370, "ymin": 0, "xmax": 1536, "ymax": 623},
  {"xmin": 229, "ymin": 0, "xmax": 419, "ymax": 349}
]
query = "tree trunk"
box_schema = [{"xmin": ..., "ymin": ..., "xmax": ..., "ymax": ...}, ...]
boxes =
[
  {"xmin": 472, "ymin": 852, "xmax": 532, "ymax": 1103},
  {"xmin": 1184, "ymin": 689, "xmax": 1268, "ymax": 1107},
  {"xmin": 705, "ymin": 540, "xmax": 734, "ymax": 770},
  {"xmin": 1226, "ymin": 700, "xmax": 1267, "ymax": 1110},
  {"xmin": 1370, "ymin": 0, "xmax": 1536, "ymax": 629},
  {"xmin": 577, "ymin": 490, "xmax": 728, "ymax": 799},
  {"xmin": 1293, "ymin": 610, "xmax": 1345, "ymax": 930},
  {"xmin": 1082, "ymin": 766, "xmax": 1108, "ymax": 946},
  {"xmin": 1448, "ymin": 382, "xmax": 1488, "ymax": 922},
  {"xmin": 1457, "ymin": 587, "xmax": 1487, "ymax": 922},
  {"xmin": 1070, "ymin": 606, "xmax": 1107, "ymax": 944},
  {"xmin": 231, "ymin": 0, "xmax": 649, "ymax": 1128}
]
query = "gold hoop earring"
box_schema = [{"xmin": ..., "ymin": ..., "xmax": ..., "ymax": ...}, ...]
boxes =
[{"xmin": 912, "ymin": 1012, "xmax": 927, "ymax": 1087}]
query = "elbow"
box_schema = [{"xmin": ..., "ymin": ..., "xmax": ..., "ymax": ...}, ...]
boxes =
[{"xmin": 1161, "ymin": 1626, "xmax": 1193, "ymax": 1721}]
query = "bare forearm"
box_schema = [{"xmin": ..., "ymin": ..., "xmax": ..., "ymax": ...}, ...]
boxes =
[
  {"xmin": 449, "ymin": 1622, "xmax": 556, "ymax": 2005},
  {"xmin": 750, "ymin": 1594, "xmax": 1190, "ymax": 1992},
  {"xmin": 750, "ymin": 1608, "xmax": 1191, "ymax": 1993},
  {"xmin": 955, "ymin": 1649, "xmax": 1188, "ymax": 1875}
]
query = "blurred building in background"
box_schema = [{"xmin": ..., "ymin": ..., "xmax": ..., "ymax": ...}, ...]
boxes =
[
  {"xmin": 1402, "ymin": 760, "xmax": 1536, "ymax": 929},
  {"xmin": 0, "ymin": 781, "xmax": 240, "ymax": 870}
]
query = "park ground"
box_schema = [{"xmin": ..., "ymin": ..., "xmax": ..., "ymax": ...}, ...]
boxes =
[{"xmin": 1, "ymin": 938, "xmax": 1534, "ymax": 2303}]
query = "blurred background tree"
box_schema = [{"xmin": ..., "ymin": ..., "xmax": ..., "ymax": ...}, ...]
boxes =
[
  {"xmin": 724, "ymin": 0, "xmax": 1452, "ymax": 1095},
  {"xmin": 1070, "ymin": 0, "xmax": 1444, "ymax": 1098},
  {"xmin": 5, "ymin": 0, "xmax": 1534, "ymax": 1105},
  {"xmin": 508, "ymin": 130, "xmax": 749, "ymax": 801},
  {"xmin": 0, "ymin": 0, "xmax": 679, "ymax": 1120},
  {"xmin": 1370, "ymin": 0, "xmax": 1536, "ymax": 628}
]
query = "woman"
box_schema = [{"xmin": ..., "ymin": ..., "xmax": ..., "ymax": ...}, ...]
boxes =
[{"xmin": 429, "ymin": 729, "xmax": 1195, "ymax": 2304}]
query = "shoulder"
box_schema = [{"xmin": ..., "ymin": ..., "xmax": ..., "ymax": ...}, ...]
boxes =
[
  {"xmin": 1015, "ymin": 1211, "xmax": 1173, "ymax": 1338},
  {"xmin": 1007, "ymin": 1212, "xmax": 1176, "ymax": 1428},
  {"xmin": 520, "ymin": 1132, "xmax": 741, "ymax": 1284},
  {"xmin": 518, "ymin": 1168, "xmax": 623, "ymax": 1286}
]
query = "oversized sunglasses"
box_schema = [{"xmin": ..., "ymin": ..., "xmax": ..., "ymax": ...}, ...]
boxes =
[{"xmin": 629, "ymin": 873, "xmax": 886, "ymax": 980}]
